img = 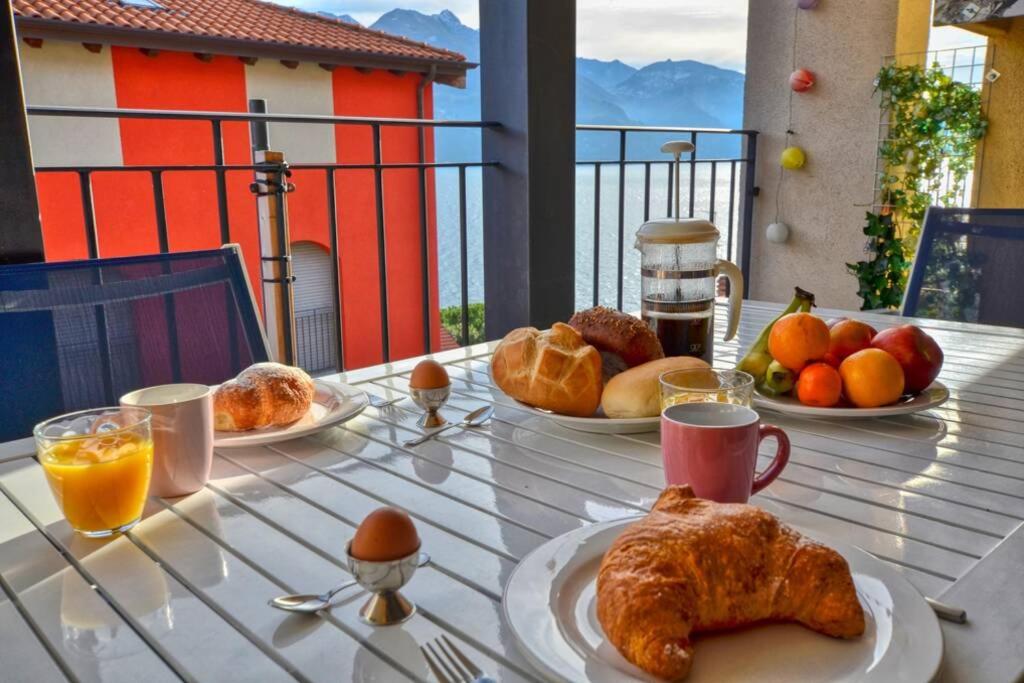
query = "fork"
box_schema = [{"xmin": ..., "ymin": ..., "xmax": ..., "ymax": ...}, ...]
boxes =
[
  {"xmin": 420, "ymin": 635, "xmax": 497, "ymax": 683},
  {"xmin": 368, "ymin": 394, "xmax": 405, "ymax": 409}
]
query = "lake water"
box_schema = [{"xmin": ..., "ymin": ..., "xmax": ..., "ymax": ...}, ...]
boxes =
[{"xmin": 434, "ymin": 164, "xmax": 743, "ymax": 312}]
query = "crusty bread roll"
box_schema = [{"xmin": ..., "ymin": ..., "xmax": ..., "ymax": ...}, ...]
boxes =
[
  {"xmin": 214, "ymin": 362, "xmax": 315, "ymax": 431},
  {"xmin": 601, "ymin": 356, "xmax": 710, "ymax": 418},
  {"xmin": 568, "ymin": 307, "xmax": 664, "ymax": 372},
  {"xmin": 491, "ymin": 323, "xmax": 603, "ymax": 417}
]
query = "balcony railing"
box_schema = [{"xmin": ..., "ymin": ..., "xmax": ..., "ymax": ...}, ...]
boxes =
[{"xmin": 26, "ymin": 105, "xmax": 757, "ymax": 373}]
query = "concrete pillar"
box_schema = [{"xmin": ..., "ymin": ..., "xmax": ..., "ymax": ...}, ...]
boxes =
[
  {"xmin": 742, "ymin": 0, "xmax": 903, "ymax": 309},
  {"xmin": 969, "ymin": 19, "xmax": 1024, "ymax": 208}
]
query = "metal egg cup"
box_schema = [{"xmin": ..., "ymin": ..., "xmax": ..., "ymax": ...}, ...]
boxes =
[
  {"xmin": 345, "ymin": 542, "xmax": 425, "ymax": 626},
  {"xmin": 409, "ymin": 384, "xmax": 451, "ymax": 429}
]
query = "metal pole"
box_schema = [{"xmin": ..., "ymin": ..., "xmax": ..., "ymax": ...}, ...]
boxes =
[{"xmin": 739, "ymin": 132, "xmax": 759, "ymax": 297}]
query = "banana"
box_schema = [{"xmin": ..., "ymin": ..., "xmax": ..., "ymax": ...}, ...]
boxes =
[{"xmin": 736, "ymin": 287, "xmax": 815, "ymax": 381}]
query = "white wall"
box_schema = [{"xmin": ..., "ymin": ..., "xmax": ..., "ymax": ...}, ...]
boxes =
[
  {"xmin": 19, "ymin": 40, "xmax": 123, "ymax": 167},
  {"xmin": 243, "ymin": 60, "xmax": 336, "ymax": 163},
  {"xmin": 743, "ymin": 0, "xmax": 901, "ymax": 310}
]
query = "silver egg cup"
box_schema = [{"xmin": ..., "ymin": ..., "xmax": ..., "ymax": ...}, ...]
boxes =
[
  {"xmin": 409, "ymin": 385, "xmax": 451, "ymax": 429},
  {"xmin": 345, "ymin": 542, "xmax": 426, "ymax": 626}
]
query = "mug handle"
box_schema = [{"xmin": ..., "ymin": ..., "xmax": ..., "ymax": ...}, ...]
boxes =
[{"xmin": 751, "ymin": 424, "xmax": 790, "ymax": 494}]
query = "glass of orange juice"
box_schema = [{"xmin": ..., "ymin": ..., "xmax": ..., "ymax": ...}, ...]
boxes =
[{"xmin": 34, "ymin": 407, "xmax": 153, "ymax": 537}]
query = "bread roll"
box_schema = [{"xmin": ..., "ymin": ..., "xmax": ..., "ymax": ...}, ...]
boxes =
[
  {"xmin": 601, "ymin": 356, "xmax": 709, "ymax": 418},
  {"xmin": 491, "ymin": 323, "xmax": 603, "ymax": 417},
  {"xmin": 569, "ymin": 307, "xmax": 664, "ymax": 371},
  {"xmin": 214, "ymin": 362, "xmax": 315, "ymax": 431}
]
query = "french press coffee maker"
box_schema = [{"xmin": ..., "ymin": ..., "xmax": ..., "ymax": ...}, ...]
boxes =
[{"xmin": 634, "ymin": 141, "xmax": 743, "ymax": 363}]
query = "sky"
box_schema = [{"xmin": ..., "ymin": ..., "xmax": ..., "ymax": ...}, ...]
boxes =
[
  {"xmin": 276, "ymin": 0, "xmax": 750, "ymax": 71},
  {"xmin": 278, "ymin": 0, "xmax": 985, "ymax": 72}
]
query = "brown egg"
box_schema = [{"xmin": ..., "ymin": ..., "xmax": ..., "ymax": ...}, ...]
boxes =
[
  {"xmin": 350, "ymin": 507, "xmax": 420, "ymax": 561},
  {"xmin": 410, "ymin": 359, "xmax": 450, "ymax": 389}
]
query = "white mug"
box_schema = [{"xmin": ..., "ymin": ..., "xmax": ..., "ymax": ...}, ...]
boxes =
[{"xmin": 121, "ymin": 384, "xmax": 213, "ymax": 498}]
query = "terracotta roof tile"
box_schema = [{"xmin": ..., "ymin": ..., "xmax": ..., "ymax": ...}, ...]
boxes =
[{"xmin": 13, "ymin": 0, "xmax": 467, "ymax": 65}]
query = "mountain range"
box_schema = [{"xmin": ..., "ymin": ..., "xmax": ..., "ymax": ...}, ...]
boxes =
[{"xmin": 365, "ymin": 9, "xmax": 745, "ymax": 160}]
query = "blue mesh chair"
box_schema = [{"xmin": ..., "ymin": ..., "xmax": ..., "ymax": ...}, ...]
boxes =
[
  {"xmin": 903, "ymin": 208, "xmax": 1024, "ymax": 328},
  {"xmin": 0, "ymin": 244, "xmax": 270, "ymax": 441}
]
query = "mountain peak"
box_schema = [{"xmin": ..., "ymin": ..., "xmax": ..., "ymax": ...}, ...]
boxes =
[{"xmin": 437, "ymin": 9, "xmax": 462, "ymax": 27}]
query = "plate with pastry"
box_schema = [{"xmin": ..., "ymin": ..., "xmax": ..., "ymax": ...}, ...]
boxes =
[
  {"xmin": 212, "ymin": 362, "xmax": 368, "ymax": 447},
  {"xmin": 504, "ymin": 485, "xmax": 942, "ymax": 683},
  {"xmin": 490, "ymin": 308, "xmax": 708, "ymax": 434}
]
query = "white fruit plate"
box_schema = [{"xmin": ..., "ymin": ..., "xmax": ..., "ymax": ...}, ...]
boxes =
[
  {"xmin": 753, "ymin": 380, "xmax": 949, "ymax": 419},
  {"xmin": 213, "ymin": 380, "xmax": 368, "ymax": 447}
]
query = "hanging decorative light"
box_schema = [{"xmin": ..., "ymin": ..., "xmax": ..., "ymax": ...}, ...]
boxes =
[
  {"xmin": 767, "ymin": 222, "xmax": 791, "ymax": 244},
  {"xmin": 780, "ymin": 146, "xmax": 806, "ymax": 169},
  {"xmin": 790, "ymin": 68, "xmax": 815, "ymax": 92}
]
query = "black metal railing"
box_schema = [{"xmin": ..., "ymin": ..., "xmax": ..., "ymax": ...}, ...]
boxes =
[
  {"xmin": 295, "ymin": 306, "xmax": 339, "ymax": 375},
  {"xmin": 575, "ymin": 124, "xmax": 758, "ymax": 308},
  {"xmin": 27, "ymin": 106, "xmax": 758, "ymax": 372},
  {"xmin": 27, "ymin": 105, "xmax": 499, "ymax": 373}
]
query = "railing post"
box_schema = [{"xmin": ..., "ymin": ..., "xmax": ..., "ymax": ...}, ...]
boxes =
[
  {"xmin": 0, "ymin": 3, "xmax": 43, "ymax": 264},
  {"xmin": 252, "ymin": 150, "xmax": 297, "ymax": 365},
  {"xmin": 739, "ymin": 131, "xmax": 759, "ymax": 298},
  {"xmin": 480, "ymin": 0, "xmax": 576, "ymax": 337}
]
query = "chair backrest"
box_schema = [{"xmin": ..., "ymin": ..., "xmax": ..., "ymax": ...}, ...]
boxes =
[
  {"xmin": 903, "ymin": 207, "xmax": 1024, "ymax": 328},
  {"xmin": 0, "ymin": 245, "xmax": 270, "ymax": 441}
]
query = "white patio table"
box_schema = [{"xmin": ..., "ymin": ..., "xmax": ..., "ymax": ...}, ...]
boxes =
[{"xmin": 2, "ymin": 300, "xmax": 1023, "ymax": 683}]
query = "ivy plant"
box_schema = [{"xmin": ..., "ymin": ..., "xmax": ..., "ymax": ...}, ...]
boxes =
[{"xmin": 847, "ymin": 62, "xmax": 987, "ymax": 310}]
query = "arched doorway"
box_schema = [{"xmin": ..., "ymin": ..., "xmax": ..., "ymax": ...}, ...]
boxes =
[{"xmin": 291, "ymin": 241, "xmax": 337, "ymax": 374}]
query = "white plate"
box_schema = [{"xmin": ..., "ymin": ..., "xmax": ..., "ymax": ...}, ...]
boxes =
[
  {"xmin": 213, "ymin": 380, "xmax": 368, "ymax": 448},
  {"xmin": 753, "ymin": 381, "xmax": 949, "ymax": 419},
  {"xmin": 504, "ymin": 517, "xmax": 943, "ymax": 683},
  {"xmin": 513, "ymin": 401, "xmax": 660, "ymax": 434}
]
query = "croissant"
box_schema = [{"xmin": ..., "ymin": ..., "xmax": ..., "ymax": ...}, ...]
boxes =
[
  {"xmin": 597, "ymin": 486, "xmax": 864, "ymax": 680},
  {"xmin": 213, "ymin": 362, "xmax": 315, "ymax": 431}
]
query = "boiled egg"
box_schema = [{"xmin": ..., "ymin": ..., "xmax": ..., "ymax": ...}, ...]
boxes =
[
  {"xmin": 410, "ymin": 360, "xmax": 450, "ymax": 389},
  {"xmin": 350, "ymin": 507, "xmax": 420, "ymax": 561}
]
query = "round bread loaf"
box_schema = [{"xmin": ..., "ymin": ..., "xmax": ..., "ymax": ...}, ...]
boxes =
[
  {"xmin": 600, "ymin": 356, "xmax": 710, "ymax": 418},
  {"xmin": 569, "ymin": 307, "xmax": 664, "ymax": 370},
  {"xmin": 491, "ymin": 323, "xmax": 603, "ymax": 417},
  {"xmin": 214, "ymin": 362, "xmax": 315, "ymax": 431}
]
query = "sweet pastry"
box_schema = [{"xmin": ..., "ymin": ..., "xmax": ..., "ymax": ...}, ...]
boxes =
[
  {"xmin": 597, "ymin": 486, "xmax": 864, "ymax": 680},
  {"xmin": 569, "ymin": 307, "xmax": 664, "ymax": 379},
  {"xmin": 213, "ymin": 362, "xmax": 315, "ymax": 431},
  {"xmin": 600, "ymin": 356, "xmax": 710, "ymax": 418},
  {"xmin": 491, "ymin": 323, "xmax": 603, "ymax": 417}
]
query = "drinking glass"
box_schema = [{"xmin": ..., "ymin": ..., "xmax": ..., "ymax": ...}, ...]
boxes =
[
  {"xmin": 659, "ymin": 368, "xmax": 755, "ymax": 409},
  {"xmin": 34, "ymin": 407, "xmax": 153, "ymax": 537}
]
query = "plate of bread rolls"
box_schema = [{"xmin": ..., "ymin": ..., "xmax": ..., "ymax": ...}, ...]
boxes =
[
  {"xmin": 489, "ymin": 307, "xmax": 708, "ymax": 434},
  {"xmin": 212, "ymin": 362, "xmax": 368, "ymax": 447}
]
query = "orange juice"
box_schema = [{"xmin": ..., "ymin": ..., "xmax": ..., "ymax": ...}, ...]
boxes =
[{"xmin": 40, "ymin": 434, "xmax": 153, "ymax": 534}]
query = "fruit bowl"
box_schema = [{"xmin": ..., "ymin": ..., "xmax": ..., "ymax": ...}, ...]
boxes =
[{"xmin": 753, "ymin": 381, "xmax": 949, "ymax": 419}]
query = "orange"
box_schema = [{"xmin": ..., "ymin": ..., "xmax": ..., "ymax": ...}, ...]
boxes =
[
  {"xmin": 839, "ymin": 348, "xmax": 905, "ymax": 408},
  {"xmin": 824, "ymin": 319, "xmax": 876, "ymax": 367},
  {"xmin": 768, "ymin": 313, "xmax": 830, "ymax": 372},
  {"xmin": 796, "ymin": 363, "xmax": 842, "ymax": 407}
]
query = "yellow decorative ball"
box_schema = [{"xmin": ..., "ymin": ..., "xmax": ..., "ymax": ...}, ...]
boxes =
[{"xmin": 780, "ymin": 146, "xmax": 806, "ymax": 169}]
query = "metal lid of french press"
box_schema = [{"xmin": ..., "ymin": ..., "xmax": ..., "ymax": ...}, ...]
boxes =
[{"xmin": 634, "ymin": 140, "xmax": 721, "ymax": 248}]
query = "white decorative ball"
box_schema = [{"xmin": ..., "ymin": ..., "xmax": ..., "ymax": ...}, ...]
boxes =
[{"xmin": 766, "ymin": 222, "xmax": 790, "ymax": 244}]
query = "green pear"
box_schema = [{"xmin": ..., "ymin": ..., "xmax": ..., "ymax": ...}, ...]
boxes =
[{"xmin": 761, "ymin": 360, "xmax": 796, "ymax": 396}]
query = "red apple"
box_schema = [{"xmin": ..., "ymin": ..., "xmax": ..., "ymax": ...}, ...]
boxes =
[
  {"xmin": 824, "ymin": 319, "xmax": 877, "ymax": 367},
  {"xmin": 870, "ymin": 325, "xmax": 943, "ymax": 394}
]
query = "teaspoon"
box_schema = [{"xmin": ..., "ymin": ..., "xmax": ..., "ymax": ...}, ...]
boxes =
[
  {"xmin": 403, "ymin": 406, "xmax": 494, "ymax": 447},
  {"xmin": 269, "ymin": 552, "xmax": 430, "ymax": 613}
]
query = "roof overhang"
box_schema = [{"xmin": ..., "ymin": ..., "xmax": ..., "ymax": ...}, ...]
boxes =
[{"xmin": 15, "ymin": 16, "xmax": 474, "ymax": 88}]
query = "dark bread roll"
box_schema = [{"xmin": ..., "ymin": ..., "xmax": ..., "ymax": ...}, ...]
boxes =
[{"xmin": 569, "ymin": 307, "xmax": 664, "ymax": 370}]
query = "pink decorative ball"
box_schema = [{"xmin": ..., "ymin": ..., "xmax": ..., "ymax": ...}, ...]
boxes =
[
  {"xmin": 790, "ymin": 68, "xmax": 815, "ymax": 92},
  {"xmin": 797, "ymin": 0, "xmax": 820, "ymax": 8}
]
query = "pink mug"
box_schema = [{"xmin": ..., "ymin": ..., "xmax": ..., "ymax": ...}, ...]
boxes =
[
  {"xmin": 121, "ymin": 384, "xmax": 213, "ymax": 498},
  {"xmin": 661, "ymin": 402, "xmax": 790, "ymax": 503}
]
